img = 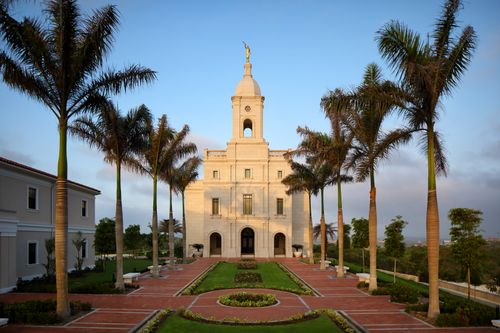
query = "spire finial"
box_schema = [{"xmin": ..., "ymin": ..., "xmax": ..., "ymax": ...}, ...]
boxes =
[{"xmin": 242, "ymin": 41, "xmax": 251, "ymax": 63}]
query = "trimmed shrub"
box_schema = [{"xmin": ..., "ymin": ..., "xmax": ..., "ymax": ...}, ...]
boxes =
[
  {"xmin": 234, "ymin": 272, "xmax": 262, "ymax": 284},
  {"xmin": 0, "ymin": 300, "xmax": 91, "ymax": 324},
  {"xmin": 388, "ymin": 284, "xmax": 419, "ymax": 304},
  {"xmin": 219, "ymin": 292, "xmax": 277, "ymax": 307},
  {"xmin": 371, "ymin": 287, "xmax": 390, "ymax": 295}
]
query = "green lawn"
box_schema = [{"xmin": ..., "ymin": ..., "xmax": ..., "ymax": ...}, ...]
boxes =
[
  {"xmin": 157, "ymin": 314, "xmax": 343, "ymax": 333},
  {"xmin": 190, "ymin": 262, "xmax": 311, "ymax": 295},
  {"xmin": 16, "ymin": 258, "xmax": 152, "ymax": 293}
]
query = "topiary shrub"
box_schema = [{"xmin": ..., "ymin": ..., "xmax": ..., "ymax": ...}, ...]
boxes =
[
  {"xmin": 234, "ymin": 271, "xmax": 262, "ymax": 284},
  {"xmin": 237, "ymin": 261, "xmax": 257, "ymax": 269},
  {"xmin": 219, "ymin": 292, "xmax": 277, "ymax": 307}
]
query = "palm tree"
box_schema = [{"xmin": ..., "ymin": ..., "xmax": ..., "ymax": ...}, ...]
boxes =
[
  {"xmin": 343, "ymin": 63, "xmax": 411, "ymax": 291},
  {"xmin": 319, "ymin": 89, "xmax": 354, "ymax": 278},
  {"xmin": 282, "ymin": 159, "xmax": 321, "ymax": 264},
  {"xmin": 133, "ymin": 115, "xmax": 175, "ymax": 278},
  {"xmin": 297, "ymin": 124, "xmax": 352, "ymax": 277},
  {"xmin": 376, "ymin": 0, "xmax": 476, "ymax": 318},
  {"xmin": 70, "ymin": 103, "xmax": 151, "ymax": 290},
  {"xmin": 173, "ymin": 156, "xmax": 202, "ymax": 259},
  {"xmin": 159, "ymin": 126, "xmax": 197, "ymax": 268},
  {"xmin": 0, "ymin": 0, "xmax": 156, "ymax": 317},
  {"xmin": 159, "ymin": 218, "xmax": 183, "ymax": 254},
  {"xmin": 313, "ymin": 223, "xmax": 337, "ymax": 261}
]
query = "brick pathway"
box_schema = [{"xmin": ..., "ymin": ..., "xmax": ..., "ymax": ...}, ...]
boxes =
[{"xmin": 0, "ymin": 258, "xmax": 496, "ymax": 332}]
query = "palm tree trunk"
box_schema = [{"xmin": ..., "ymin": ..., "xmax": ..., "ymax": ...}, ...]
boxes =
[
  {"xmin": 467, "ymin": 267, "xmax": 470, "ymax": 300},
  {"xmin": 308, "ymin": 192, "xmax": 314, "ymax": 264},
  {"xmin": 151, "ymin": 175, "xmax": 159, "ymax": 278},
  {"xmin": 55, "ymin": 120, "xmax": 70, "ymax": 318},
  {"xmin": 337, "ymin": 175, "xmax": 344, "ymax": 278},
  {"xmin": 114, "ymin": 160, "xmax": 124, "ymax": 290},
  {"xmin": 320, "ymin": 188, "xmax": 326, "ymax": 270},
  {"xmin": 427, "ymin": 127, "xmax": 440, "ymax": 319},
  {"xmin": 368, "ymin": 168, "xmax": 378, "ymax": 291},
  {"xmin": 393, "ymin": 259, "xmax": 397, "ymax": 283},
  {"xmin": 168, "ymin": 184, "xmax": 174, "ymax": 269},
  {"xmin": 362, "ymin": 249, "xmax": 365, "ymax": 273},
  {"xmin": 182, "ymin": 191, "xmax": 187, "ymax": 260}
]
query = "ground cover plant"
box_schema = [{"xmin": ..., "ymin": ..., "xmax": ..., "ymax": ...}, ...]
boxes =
[
  {"xmin": 185, "ymin": 262, "xmax": 312, "ymax": 295},
  {"xmin": 15, "ymin": 258, "xmax": 151, "ymax": 294},
  {"xmin": 237, "ymin": 261, "xmax": 257, "ymax": 269},
  {"xmin": 0, "ymin": 300, "xmax": 91, "ymax": 324},
  {"xmin": 219, "ymin": 292, "xmax": 277, "ymax": 307},
  {"xmin": 234, "ymin": 272, "xmax": 262, "ymax": 283}
]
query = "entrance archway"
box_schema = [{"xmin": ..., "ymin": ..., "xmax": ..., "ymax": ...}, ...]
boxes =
[
  {"xmin": 274, "ymin": 233, "xmax": 286, "ymax": 256},
  {"xmin": 209, "ymin": 233, "xmax": 222, "ymax": 256},
  {"xmin": 241, "ymin": 228, "xmax": 255, "ymax": 255}
]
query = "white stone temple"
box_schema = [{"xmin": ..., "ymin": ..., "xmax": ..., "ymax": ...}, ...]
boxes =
[{"xmin": 184, "ymin": 54, "xmax": 310, "ymax": 258}]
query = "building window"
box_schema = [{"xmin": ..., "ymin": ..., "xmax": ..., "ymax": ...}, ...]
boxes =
[
  {"xmin": 212, "ymin": 198, "xmax": 220, "ymax": 215},
  {"xmin": 277, "ymin": 198, "xmax": 284, "ymax": 215},
  {"xmin": 27, "ymin": 186, "xmax": 38, "ymax": 210},
  {"xmin": 213, "ymin": 170, "xmax": 219, "ymax": 179},
  {"xmin": 277, "ymin": 170, "xmax": 283, "ymax": 179},
  {"xmin": 243, "ymin": 194, "xmax": 252, "ymax": 215},
  {"xmin": 81, "ymin": 200, "xmax": 87, "ymax": 217},
  {"xmin": 82, "ymin": 239, "xmax": 87, "ymax": 259},
  {"xmin": 244, "ymin": 168, "xmax": 251, "ymax": 179},
  {"xmin": 27, "ymin": 241, "xmax": 38, "ymax": 265}
]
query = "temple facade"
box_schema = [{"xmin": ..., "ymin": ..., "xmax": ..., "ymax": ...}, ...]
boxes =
[{"xmin": 184, "ymin": 56, "xmax": 310, "ymax": 258}]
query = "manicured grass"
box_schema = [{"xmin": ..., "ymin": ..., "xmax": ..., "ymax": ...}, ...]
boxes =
[
  {"xmin": 156, "ymin": 314, "xmax": 343, "ymax": 333},
  {"xmin": 191, "ymin": 262, "xmax": 311, "ymax": 295},
  {"xmin": 16, "ymin": 258, "xmax": 152, "ymax": 293}
]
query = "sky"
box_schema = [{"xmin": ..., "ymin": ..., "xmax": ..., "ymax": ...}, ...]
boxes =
[{"xmin": 1, "ymin": 0, "xmax": 499, "ymax": 240}]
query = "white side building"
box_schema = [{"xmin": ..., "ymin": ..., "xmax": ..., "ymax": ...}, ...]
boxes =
[
  {"xmin": 185, "ymin": 59, "xmax": 310, "ymax": 258},
  {"xmin": 0, "ymin": 156, "xmax": 100, "ymax": 293}
]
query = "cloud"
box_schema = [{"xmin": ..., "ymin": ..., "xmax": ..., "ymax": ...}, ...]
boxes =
[{"xmin": 0, "ymin": 148, "xmax": 35, "ymax": 165}]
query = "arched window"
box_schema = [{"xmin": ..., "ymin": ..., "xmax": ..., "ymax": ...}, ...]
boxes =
[{"xmin": 243, "ymin": 119, "xmax": 253, "ymax": 137}]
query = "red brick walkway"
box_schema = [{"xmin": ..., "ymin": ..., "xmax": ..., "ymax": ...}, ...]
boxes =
[{"xmin": 0, "ymin": 258, "xmax": 496, "ymax": 332}]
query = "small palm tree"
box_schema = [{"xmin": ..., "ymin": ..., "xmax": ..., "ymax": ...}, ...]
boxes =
[
  {"xmin": 282, "ymin": 159, "xmax": 321, "ymax": 264},
  {"xmin": 173, "ymin": 156, "xmax": 202, "ymax": 259},
  {"xmin": 159, "ymin": 126, "xmax": 197, "ymax": 267},
  {"xmin": 376, "ymin": 0, "xmax": 476, "ymax": 318},
  {"xmin": 343, "ymin": 63, "xmax": 411, "ymax": 291},
  {"xmin": 313, "ymin": 223, "xmax": 337, "ymax": 261},
  {"xmin": 133, "ymin": 115, "xmax": 175, "ymax": 278},
  {"xmin": 159, "ymin": 218, "xmax": 183, "ymax": 255},
  {"xmin": 0, "ymin": 0, "xmax": 156, "ymax": 317},
  {"xmin": 71, "ymin": 103, "xmax": 151, "ymax": 290}
]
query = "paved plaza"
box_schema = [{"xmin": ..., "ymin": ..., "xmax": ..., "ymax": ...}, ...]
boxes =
[{"xmin": 0, "ymin": 258, "xmax": 496, "ymax": 332}]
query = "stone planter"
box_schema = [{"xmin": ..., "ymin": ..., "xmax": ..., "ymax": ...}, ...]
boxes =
[{"xmin": 293, "ymin": 251, "xmax": 302, "ymax": 258}]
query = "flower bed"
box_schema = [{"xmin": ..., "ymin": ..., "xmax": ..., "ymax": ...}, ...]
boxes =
[
  {"xmin": 237, "ymin": 261, "xmax": 257, "ymax": 269},
  {"xmin": 234, "ymin": 271, "xmax": 262, "ymax": 283},
  {"xmin": 219, "ymin": 292, "xmax": 277, "ymax": 307}
]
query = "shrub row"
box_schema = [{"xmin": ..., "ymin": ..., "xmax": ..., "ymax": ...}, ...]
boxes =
[
  {"xmin": 277, "ymin": 263, "xmax": 314, "ymax": 295},
  {"xmin": 181, "ymin": 262, "xmax": 220, "ymax": 295}
]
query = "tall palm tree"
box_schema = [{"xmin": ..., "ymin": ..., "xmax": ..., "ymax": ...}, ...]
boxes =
[
  {"xmin": 282, "ymin": 159, "xmax": 321, "ymax": 264},
  {"xmin": 159, "ymin": 126, "xmax": 197, "ymax": 268},
  {"xmin": 313, "ymin": 223, "xmax": 337, "ymax": 261},
  {"xmin": 343, "ymin": 63, "xmax": 412, "ymax": 291},
  {"xmin": 70, "ymin": 103, "xmax": 151, "ymax": 290},
  {"xmin": 0, "ymin": 0, "xmax": 156, "ymax": 317},
  {"xmin": 319, "ymin": 89, "xmax": 354, "ymax": 278},
  {"xmin": 133, "ymin": 115, "xmax": 174, "ymax": 278},
  {"xmin": 297, "ymin": 124, "xmax": 352, "ymax": 277},
  {"xmin": 376, "ymin": 0, "xmax": 476, "ymax": 318},
  {"xmin": 173, "ymin": 156, "xmax": 202, "ymax": 259}
]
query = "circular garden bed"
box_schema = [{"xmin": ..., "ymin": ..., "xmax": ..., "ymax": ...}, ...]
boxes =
[{"xmin": 218, "ymin": 292, "xmax": 278, "ymax": 307}]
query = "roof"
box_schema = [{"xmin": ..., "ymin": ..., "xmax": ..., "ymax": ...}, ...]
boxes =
[{"xmin": 0, "ymin": 156, "xmax": 101, "ymax": 195}]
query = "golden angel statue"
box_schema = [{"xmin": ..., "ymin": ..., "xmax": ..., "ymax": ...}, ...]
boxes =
[{"xmin": 242, "ymin": 41, "xmax": 251, "ymax": 63}]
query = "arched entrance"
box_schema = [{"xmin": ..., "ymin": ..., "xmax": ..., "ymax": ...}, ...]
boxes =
[
  {"xmin": 241, "ymin": 228, "xmax": 255, "ymax": 255},
  {"xmin": 274, "ymin": 233, "xmax": 286, "ymax": 256},
  {"xmin": 209, "ymin": 233, "xmax": 222, "ymax": 256}
]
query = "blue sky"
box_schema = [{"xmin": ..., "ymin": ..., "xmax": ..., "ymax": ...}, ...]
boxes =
[{"xmin": 1, "ymin": 0, "xmax": 499, "ymax": 239}]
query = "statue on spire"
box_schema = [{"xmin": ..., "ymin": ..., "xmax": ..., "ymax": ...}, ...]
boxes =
[{"xmin": 242, "ymin": 41, "xmax": 251, "ymax": 63}]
